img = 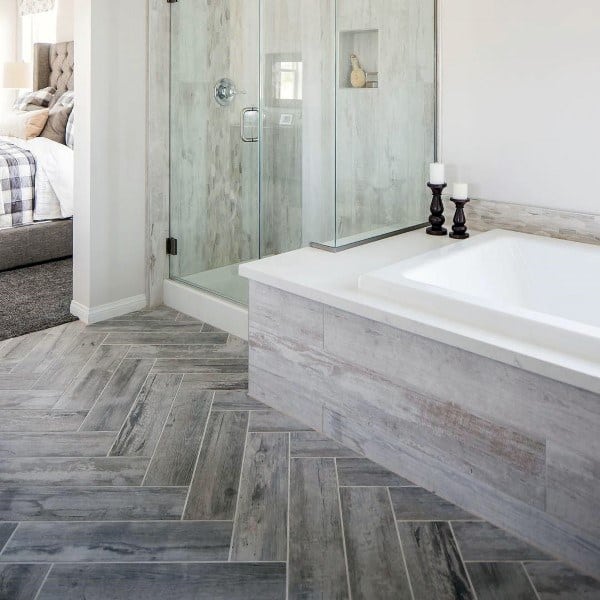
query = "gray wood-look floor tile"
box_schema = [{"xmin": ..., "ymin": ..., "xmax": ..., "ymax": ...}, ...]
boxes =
[
  {"xmin": 54, "ymin": 344, "xmax": 130, "ymax": 411},
  {"xmin": 1, "ymin": 521, "xmax": 233, "ymax": 563},
  {"xmin": 340, "ymin": 487, "xmax": 411, "ymax": 600},
  {"xmin": 212, "ymin": 390, "xmax": 266, "ymax": 410},
  {"xmin": 151, "ymin": 359, "xmax": 247, "ymax": 374},
  {"xmin": 183, "ymin": 372, "xmax": 249, "ymax": 390},
  {"xmin": 524, "ymin": 562, "xmax": 600, "ymax": 599},
  {"xmin": 126, "ymin": 342, "xmax": 248, "ymax": 360},
  {"xmin": 249, "ymin": 409, "xmax": 312, "ymax": 432},
  {"xmin": 109, "ymin": 373, "xmax": 182, "ymax": 457},
  {"xmin": 0, "ymin": 390, "xmax": 61, "ymax": 410},
  {"xmin": 231, "ymin": 432, "xmax": 288, "ymax": 562},
  {"xmin": 143, "ymin": 385, "xmax": 213, "ymax": 487},
  {"xmin": 452, "ymin": 522, "xmax": 550, "ymax": 561},
  {"xmin": 80, "ymin": 359, "xmax": 154, "ymax": 432},
  {"xmin": 0, "ymin": 329, "xmax": 47, "ymax": 361},
  {"xmin": 33, "ymin": 331, "xmax": 107, "ymax": 392},
  {"xmin": 390, "ymin": 487, "xmax": 476, "ymax": 521},
  {"xmin": 288, "ymin": 458, "xmax": 349, "ymax": 600},
  {"xmin": 0, "ymin": 486, "xmax": 187, "ymax": 521},
  {"xmin": 0, "ymin": 457, "xmax": 149, "ymax": 486},
  {"xmin": 336, "ymin": 458, "xmax": 414, "ymax": 487},
  {"xmin": 467, "ymin": 563, "xmax": 538, "ymax": 600},
  {"xmin": 90, "ymin": 322, "xmax": 207, "ymax": 333},
  {"xmin": 0, "ymin": 432, "xmax": 116, "ymax": 458},
  {"xmin": 184, "ymin": 411, "xmax": 249, "ymax": 520},
  {"xmin": 104, "ymin": 331, "xmax": 230, "ymax": 345},
  {"xmin": 0, "ymin": 409, "xmax": 86, "ymax": 432},
  {"xmin": 11, "ymin": 322, "xmax": 84, "ymax": 376},
  {"xmin": 398, "ymin": 521, "xmax": 475, "ymax": 600},
  {"xmin": 109, "ymin": 306, "xmax": 181, "ymax": 322},
  {"xmin": 290, "ymin": 431, "xmax": 361, "ymax": 458},
  {"xmin": 0, "ymin": 564, "xmax": 50, "ymax": 600},
  {"xmin": 38, "ymin": 562, "xmax": 286, "ymax": 600},
  {"xmin": 0, "ymin": 375, "xmax": 40, "ymax": 390},
  {"xmin": 0, "ymin": 523, "xmax": 17, "ymax": 552}
]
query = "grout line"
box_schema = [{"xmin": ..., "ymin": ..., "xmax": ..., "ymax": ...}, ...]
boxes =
[
  {"xmin": 76, "ymin": 351, "xmax": 132, "ymax": 433},
  {"xmin": 32, "ymin": 563, "xmax": 53, "ymax": 600},
  {"xmin": 334, "ymin": 458, "xmax": 353, "ymax": 600},
  {"xmin": 387, "ymin": 487, "xmax": 415, "ymax": 600},
  {"xmin": 1, "ymin": 560, "xmax": 288, "ymax": 566},
  {"xmin": 521, "ymin": 561, "xmax": 543, "ymax": 600},
  {"xmin": 228, "ymin": 413, "xmax": 251, "ymax": 561},
  {"xmin": 0, "ymin": 522, "xmax": 20, "ymax": 557},
  {"xmin": 180, "ymin": 391, "xmax": 216, "ymax": 520},
  {"xmin": 449, "ymin": 521, "xmax": 479, "ymax": 600},
  {"xmin": 286, "ymin": 431, "xmax": 291, "ymax": 600},
  {"xmin": 140, "ymin": 374, "xmax": 185, "ymax": 486}
]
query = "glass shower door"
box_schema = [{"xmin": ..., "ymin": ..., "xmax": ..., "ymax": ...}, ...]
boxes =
[{"xmin": 169, "ymin": 0, "xmax": 260, "ymax": 305}]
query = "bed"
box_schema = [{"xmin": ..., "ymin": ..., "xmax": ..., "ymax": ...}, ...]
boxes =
[{"xmin": 0, "ymin": 41, "xmax": 74, "ymax": 272}]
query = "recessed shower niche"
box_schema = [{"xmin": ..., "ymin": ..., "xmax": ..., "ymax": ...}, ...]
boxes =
[{"xmin": 338, "ymin": 29, "xmax": 380, "ymax": 89}]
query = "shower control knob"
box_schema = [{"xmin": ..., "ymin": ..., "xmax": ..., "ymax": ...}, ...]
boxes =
[{"xmin": 214, "ymin": 78, "xmax": 246, "ymax": 106}]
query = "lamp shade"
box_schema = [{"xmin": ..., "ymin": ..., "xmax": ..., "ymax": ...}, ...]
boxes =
[{"xmin": 3, "ymin": 62, "xmax": 33, "ymax": 89}]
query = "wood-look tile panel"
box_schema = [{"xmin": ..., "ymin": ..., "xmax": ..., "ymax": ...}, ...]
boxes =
[
  {"xmin": 184, "ymin": 411, "xmax": 248, "ymax": 520},
  {"xmin": 0, "ymin": 457, "xmax": 148, "ymax": 486},
  {"xmin": 290, "ymin": 432, "xmax": 361, "ymax": 458},
  {"xmin": 183, "ymin": 372, "xmax": 248, "ymax": 391},
  {"xmin": 231, "ymin": 432, "xmax": 288, "ymax": 562},
  {"xmin": 288, "ymin": 457, "xmax": 349, "ymax": 600},
  {"xmin": 0, "ymin": 432, "xmax": 116, "ymax": 458},
  {"xmin": 336, "ymin": 458, "xmax": 414, "ymax": 487},
  {"xmin": 390, "ymin": 487, "xmax": 476, "ymax": 521},
  {"xmin": 249, "ymin": 409, "xmax": 311, "ymax": 432},
  {"xmin": 398, "ymin": 521, "xmax": 475, "ymax": 600},
  {"xmin": 38, "ymin": 562, "xmax": 286, "ymax": 600},
  {"xmin": 524, "ymin": 562, "xmax": 600, "ymax": 599},
  {"xmin": 0, "ymin": 486, "xmax": 187, "ymax": 521},
  {"xmin": 212, "ymin": 390, "xmax": 266, "ymax": 411},
  {"xmin": 109, "ymin": 373, "xmax": 182, "ymax": 457},
  {"xmin": 0, "ymin": 410, "xmax": 85, "ymax": 432},
  {"xmin": 2, "ymin": 521, "xmax": 233, "ymax": 563},
  {"xmin": 0, "ymin": 564, "xmax": 50, "ymax": 600},
  {"xmin": 0, "ymin": 390, "xmax": 61, "ymax": 410},
  {"xmin": 143, "ymin": 385, "xmax": 213, "ymax": 487},
  {"xmin": 340, "ymin": 487, "xmax": 411, "ymax": 600},
  {"xmin": 467, "ymin": 562, "xmax": 538, "ymax": 600},
  {"xmin": 104, "ymin": 331, "xmax": 229, "ymax": 345},
  {"xmin": 80, "ymin": 359, "xmax": 154, "ymax": 432}
]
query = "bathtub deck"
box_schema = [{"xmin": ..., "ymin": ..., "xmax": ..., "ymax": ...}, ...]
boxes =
[{"xmin": 0, "ymin": 308, "xmax": 598, "ymax": 598}]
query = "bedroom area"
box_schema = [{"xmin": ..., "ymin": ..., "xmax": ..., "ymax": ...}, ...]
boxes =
[{"xmin": 0, "ymin": 0, "xmax": 74, "ymax": 340}]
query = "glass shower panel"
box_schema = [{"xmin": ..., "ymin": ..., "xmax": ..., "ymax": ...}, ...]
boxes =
[
  {"xmin": 169, "ymin": 0, "xmax": 260, "ymax": 305},
  {"xmin": 334, "ymin": 0, "xmax": 436, "ymax": 247},
  {"xmin": 260, "ymin": 0, "xmax": 336, "ymax": 255}
]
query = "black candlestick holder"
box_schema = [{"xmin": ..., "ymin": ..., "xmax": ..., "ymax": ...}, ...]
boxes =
[
  {"xmin": 426, "ymin": 182, "xmax": 448, "ymax": 236},
  {"xmin": 449, "ymin": 198, "xmax": 470, "ymax": 239}
]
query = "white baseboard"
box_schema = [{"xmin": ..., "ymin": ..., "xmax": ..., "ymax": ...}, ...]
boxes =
[
  {"xmin": 70, "ymin": 294, "xmax": 147, "ymax": 325},
  {"xmin": 163, "ymin": 279, "xmax": 248, "ymax": 340}
]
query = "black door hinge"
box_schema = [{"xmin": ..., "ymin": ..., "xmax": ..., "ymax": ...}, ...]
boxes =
[{"xmin": 166, "ymin": 238, "xmax": 178, "ymax": 256}]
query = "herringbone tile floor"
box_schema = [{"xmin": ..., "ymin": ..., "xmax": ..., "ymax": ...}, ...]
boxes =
[{"xmin": 0, "ymin": 307, "xmax": 598, "ymax": 599}]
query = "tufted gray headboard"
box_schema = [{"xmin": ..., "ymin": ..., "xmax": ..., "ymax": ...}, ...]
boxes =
[{"xmin": 33, "ymin": 41, "xmax": 74, "ymax": 93}]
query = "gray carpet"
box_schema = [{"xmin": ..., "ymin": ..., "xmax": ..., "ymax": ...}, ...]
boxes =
[{"xmin": 0, "ymin": 259, "xmax": 78, "ymax": 341}]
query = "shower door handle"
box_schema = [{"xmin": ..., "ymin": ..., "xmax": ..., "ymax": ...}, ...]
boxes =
[{"xmin": 241, "ymin": 107, "xmax": 259, "ymax": 143}]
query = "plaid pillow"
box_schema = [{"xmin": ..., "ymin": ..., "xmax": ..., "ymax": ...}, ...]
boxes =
[
  {"xmin": 56, "ymin": 90, "xmax": 75, "ymax": 109},
  {"xmin": 13, "ymin": 87, "xmax": 56, "ymax": 111},
  {"xmin": 65, "ymin": 109, "xmax": 74, "ymax": 149}
]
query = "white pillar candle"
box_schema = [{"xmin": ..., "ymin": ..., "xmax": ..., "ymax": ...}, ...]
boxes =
[
  {"xmin": 453, "ymin": 183, "xmax": 469, "ymax": 200},
  {"xmin": 429, "ymin": 163, "xmax": 445, "ymax": 185}
]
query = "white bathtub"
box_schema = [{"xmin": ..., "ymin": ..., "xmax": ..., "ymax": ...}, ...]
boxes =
[{"xmin": 359, "ymin": 229, "xmax": 600, "ymax": 364}]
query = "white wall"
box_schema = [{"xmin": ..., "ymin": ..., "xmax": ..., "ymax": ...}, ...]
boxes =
[
  {"xmin": 0, "ymin": 0, "xmax": 18, "ymax": 109},
  {"xmin": 441, "ymin": 0, "xmax": 600, "ymax": 215},
  {"xmin": 73, "ymin": 0, "xmax": 148, "ymax": 320},
  {"xmin": 56, "ymin": 0, "xmax": 74, "ymax": 42}
]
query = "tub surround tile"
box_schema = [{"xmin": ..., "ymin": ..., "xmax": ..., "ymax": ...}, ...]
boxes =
[
  {"xmin": 465, "ymin": 198, "xmax": 600, "ymax": 246},
  {"xmin": 247, "ymin": 282, "xmax": 600, "ymax": 577}
]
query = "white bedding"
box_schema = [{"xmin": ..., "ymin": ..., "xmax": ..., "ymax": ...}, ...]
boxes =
[{"xmin": 0, "ymin": 136, "xmax": 73, "ymax": 221}]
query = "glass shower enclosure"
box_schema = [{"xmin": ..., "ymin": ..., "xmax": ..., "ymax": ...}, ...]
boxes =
[{"xmin": 169, "ymin": 0, "xmax": 436, "ymax": 306}]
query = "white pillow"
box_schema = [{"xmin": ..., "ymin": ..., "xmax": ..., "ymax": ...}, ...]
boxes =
[{"xmin": 0, "ymin": 109, "xmax": 49, "ymax": 140}]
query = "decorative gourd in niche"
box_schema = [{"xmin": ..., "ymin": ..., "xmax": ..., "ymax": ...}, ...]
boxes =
[{"xmin": 350, "ymin": 54, "xmax": 366, "ymax": 88}]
